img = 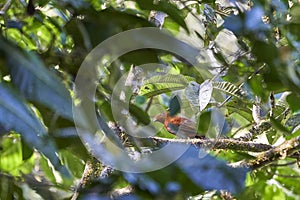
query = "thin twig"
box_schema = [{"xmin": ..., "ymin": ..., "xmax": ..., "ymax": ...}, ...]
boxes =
[
  {"xmin": 270, "ymin": 161, "xmax": 297, "ymax": 167},
  {"xmin": 145, "ymin": 96, "xmax": 153, "ymax": 113},
  {"xmin": 0, "ymin": 0, "xmax": 12, "ymax": 15},
  {"xmin": 273, "ymin": 172, "xmax": 300, "ymax": 178}
]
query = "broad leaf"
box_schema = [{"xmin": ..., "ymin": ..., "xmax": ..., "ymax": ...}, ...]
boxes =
[
  {"xmin": 184, "ymin": 81, "xmax": 200, "ymax": 109},
  {"xmin": 0, "ymin": 37, "xmax": 73, "ymax": 121},
  {"xmin": 135, "ymin": 0, "xmax": 189, "ymax": 32},
  {"xmin": 0, "ymin": 82, "xmax": 69, "ymax": 176},
  {"xmin": 184, "ymin": 80, "xmax": 213, "ymax": 111},
  {"xmin": 139, "ymin": 74, "xmax": 193, "ymax": 98},
  {"xmin": 169, "ymin": 95, "xmax": 181, "ymax": 116},
  {"xmin": 212, "ymin": 81, "xmax": 246, "ymax": 98},
  {"xmin": 199, "ymin": 80, "xmax": 213, "ymax": 111},
  {"xmin": 0, "ymin": 134, "xmax": 34, "ymax": 176}
]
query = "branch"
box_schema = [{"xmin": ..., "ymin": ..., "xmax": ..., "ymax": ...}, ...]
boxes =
[
  {"xmin": 150, "ymin": 136, "xmax": 300, "ymax": 171},
  {"xmin": 71, "ymin": 157, "xmax": 103, "ymax": 200},
  {"xmin": 0, "ymin": 0, "xmax": 12, "ymax": 15},
  {"xmin": 149, "ymin": 137, "xmax": 272, "ymax": 152},
  {"xmin": 247, "ymin": 136, "xmax": 300, "ymax": 170}
]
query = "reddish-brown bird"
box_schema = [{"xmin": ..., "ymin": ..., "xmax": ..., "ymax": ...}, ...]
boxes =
[{"xmin": 154, "ymin": 112, "xmax": 201, "ymax": 138}]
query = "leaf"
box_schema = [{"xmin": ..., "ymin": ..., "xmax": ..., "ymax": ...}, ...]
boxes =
[
  {"xmin": 286, "ymin": 93, "xmax": 300, "ymax": 112},
  {"xmin": 0, "ymin": 134, "xmax": 34, "ymax": 176},
  {"xmin": 23, "ymin": 173, "xmax": 58, "ymax": 200},
  {"xmin": 135, "ymin": 0, "xmax": 189, "ymax": 32},
  {"xmin": 197, "ymin": 111, "xmax": 211, "ymax": 134},
  {"xmin": 270, "ymin": 117, "xmax": 290, "ymax": 136},
  {"xmin": 169, "ymin": 95, "xmax": 181, "ymax": 116},
  {"xmin": 275, "ymin": 167, "xmax": 300, "ymax": 196},
  {"xmin": 129, "ymin": 103, "xmax": 151, "ymax": 125},
  {"xmin": 0, "ymin": 82, "xmax": 69, "ymax": 176},
  {"xmin": 248, "ymin": 74, "xmax": 269, "ymax": 102},
  {"xmin": 199, "ymin": 80, "xmax": 213, "ymax": 111},
  {"xmin": 186, "ymin": 80, "xmax": 244, "ymax": 111},
  {"xmin": 0, "ymin": 37, "xmax": 73, "ymax": 121},
  {"xmin": 0, "ymin": 174, "xmax": 25, "ymax": 200},
  {"xmin": 227, "ymin": 101, "xmax": 253, "ymax": 122},
  {"xmin": 22, "ymin": 139, "xmax": 34, "ymax": 161},
  {"xmin": 139, "ymin": 74, "xmax": 193, "ymax": 98},
  {"xmin": 60, "ymin": 150, "xmax": 84, "ymax": 178},
  {"xmin": 184, "ymin": 81, "xmax": 200, "ymax": 109},
  {"xmin": 212, "ymin": 81, "xmax": 246, "ymax": 98}
]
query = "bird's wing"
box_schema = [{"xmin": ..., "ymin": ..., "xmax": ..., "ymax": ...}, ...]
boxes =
[
  {"xmin": 166, "ymin": 118, "xmax": 197, "ymax": 138},
  {"xmin": 177, "ymin": 118, "xmax": 197, "ymax": 138}
]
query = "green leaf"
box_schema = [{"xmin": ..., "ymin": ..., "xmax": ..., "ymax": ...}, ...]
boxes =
[
  {"xmin": 286, "ymin": 93, "xmax": 300, "ymax": 112},
  {"xmin": 135, "ymin": 0, "xmax": 189, "ymax": 32},
  {"xmin": 290, "ymin": 4, "xmax": 300, "ymax": 23},
  {"xmin": 0, "ymin": 37, "xmax": 73, "ymax": 121},
  {"xmin": 21, "ymin": 139, "xmax": 34, "ymax": 161},
  {"xmin": 285, "ymin": 127, "xmax": 300, "ymax": 140},
  {"xmin": 129, "ymin": 103, "xmax": 151, "ymax": 125},
  {"xmin": 212, "ymin": 81, "xmax": 246, "ymax": 98},
  {"xmin": 276, "ymin": 167, "xmax": 300, "ymax": 196},
  {"xmin": 0, "ymin": 134, "xmax": 34, "ymax": 176},
  {"xmin": 248, "ymin": 74, "xmax": 269, "ymax": 102},
  {"xmin": 0, "ymin": 174, "xmax": 25, "ymax": 200},
  {"xmin": 270, "ymin": 117, "xmax": 290, "ymax": 136},
  {"xmin": 139, "ymin": 74, "xmax": 193, "ymax": 98},
  {"xmin": 40, "ymin": 155, "xmax": 57, "ymax": 184},
  {"xmin": 0, "ymin": 82, "xmax": 69, "ymax": 177},
  {"xmin": 197, "ymin": 111, "xmax": 211, "ymax": 134},
  {"xmin": 60, "ymin": 150, "xmax": 84, "ymax": 179},
  {"xmin": 263, "ymin": 184, "xmax": 285, "ymax": 200}
]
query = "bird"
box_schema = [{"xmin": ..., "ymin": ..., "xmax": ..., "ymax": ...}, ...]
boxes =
[{"xmin": 154, "ymin": 112, "xmax": 203, "ymax": 138}]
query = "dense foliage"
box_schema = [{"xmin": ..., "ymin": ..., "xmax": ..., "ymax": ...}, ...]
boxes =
[{"xmin": 1, "ymin": 0, "xmax": 300, "ymax": 199}]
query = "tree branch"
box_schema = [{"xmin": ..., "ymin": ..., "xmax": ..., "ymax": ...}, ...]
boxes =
[
  {"xmin": 71, "ymin": 157, "xmax": 102, "ymax": 200},
  {"xmin": 0, "ymin": 0, "xmax": 12, "ymax": 15},
  {"xmin": 247, "ymin": 136, "xmax": 300, "ymax": 170},
  {"xmin": 149, "ymin": 137, "xmax": 272, "ymax": 152},
  {"xmin": 150, "ymin": 136, "xmax": 300, "ymax": 171}
]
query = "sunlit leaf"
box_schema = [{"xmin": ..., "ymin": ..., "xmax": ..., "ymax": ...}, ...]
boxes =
[
  {"xmin": 0, "ymin": 134, "xmax": 34, "ymax": 176},
  {"xmin": 139, "ymin": 74, "xmax": 194, "ymax": 98},
  {"xmin": 135, "ymin": 0, "xmax": 189, "ymax": 32}
]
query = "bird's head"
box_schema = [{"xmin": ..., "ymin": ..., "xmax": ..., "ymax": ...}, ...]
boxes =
[{"xmin": 153, "ymin": 112, "xmax": 167, "ymax": 123}]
